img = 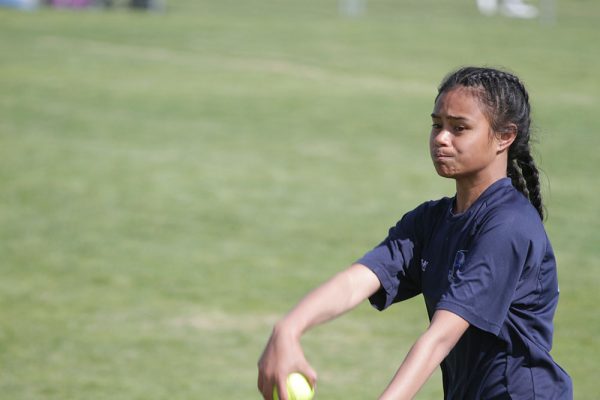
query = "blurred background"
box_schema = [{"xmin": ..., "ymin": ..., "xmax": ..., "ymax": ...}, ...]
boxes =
[{"xmin": 1, "ymin": 0, "xmax": 598, "ymax": 398}]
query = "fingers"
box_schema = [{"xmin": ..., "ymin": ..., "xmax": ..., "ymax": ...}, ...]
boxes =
[
  {"xmin": 257, "ymin": 371, "xmax": 287, "ymax": 400},
  {"xmin": 303, "ymin": 365, "xmax": 318, "ymax": 391},
  {"xmin": 275, "ymin": 378, "xmax": 288, "ymax": 400},
  {"xmin": 257, "ymin": 369, "xmax": 274, "ymax": 400},
  {"xmin": 257, "ymin": 360, "xmax": 283, "ymax": 400},
  {"xmin": 259, "ymin": 369, "xmax": 317, "ymax": 400},
  {"xmin": 257, "ymin": 369, "xmax": 266, "ymax": 398},
  {"xmin": 257, "ymin": 327, "xmax": 316, "ymax": 400}
]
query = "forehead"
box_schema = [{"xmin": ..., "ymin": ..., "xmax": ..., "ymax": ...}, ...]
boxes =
[{"xmin": 433, "ymin": 86, "xmax": 487, "ymax": 120}]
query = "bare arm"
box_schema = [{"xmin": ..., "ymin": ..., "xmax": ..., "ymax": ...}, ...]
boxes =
[
  {"xmin": 257, "ymin": 263, "xmax": 381, "ymax": 400},
  {"xmin": 276, "ymin": 263, "xmax": 381, "ymax": 336},
  {"xmin": 378, "ymin": 310, "xmax": 470, "ymax": 400}
]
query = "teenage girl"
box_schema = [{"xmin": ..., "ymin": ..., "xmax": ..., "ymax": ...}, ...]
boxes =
[{"xmin": 257, "ymin": 66, "xmax": 573, "ymax": 399}]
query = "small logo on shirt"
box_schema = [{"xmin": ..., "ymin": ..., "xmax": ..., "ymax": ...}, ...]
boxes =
[
  {"xmin": 448, "ymin": 250, "xmax": 468, "ymax": 282},
  {"xmin": 420, "ymin": 258, "xmax": 429, "ymax": 271}
]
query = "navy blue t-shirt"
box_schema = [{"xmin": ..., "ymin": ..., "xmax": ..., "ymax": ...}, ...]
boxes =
[{"xmin": 357, "ymin": 178, "xmax": 573, "ymax": 399}]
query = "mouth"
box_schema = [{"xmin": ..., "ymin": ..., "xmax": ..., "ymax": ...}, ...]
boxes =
[{"xmin": 432, "ymin": 152, "xmax": 453, "ymax": 162}]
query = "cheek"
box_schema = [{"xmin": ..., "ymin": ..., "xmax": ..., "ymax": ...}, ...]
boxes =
[
  {"xmin": 458, "ymin": 136, "xmax": 495, "ymax": 166},
  {"xmin": 458, "ymin": 134, "xmax": 488, "ymax": 153},
  {"xmin": 428, "ymin": 134, "xmax": 435, "ymax": 154}
]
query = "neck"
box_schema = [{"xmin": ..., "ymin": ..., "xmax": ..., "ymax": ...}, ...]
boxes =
[
  {"xmin": 453, "ymin": 148, "xmax": 511, "ymax": 214},
  {"xmin": 454, "ymin": 174, "xmax": 506, "ymax": 214}
]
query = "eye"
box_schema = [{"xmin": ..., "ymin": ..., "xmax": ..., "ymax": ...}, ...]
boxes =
[
  {"xmin": 431, "ymin": 122, "xmax": 442, "ymax": 130},
  {"xmin": 454, "ymin": 125, "xmax": 466, "ymax": 133}
]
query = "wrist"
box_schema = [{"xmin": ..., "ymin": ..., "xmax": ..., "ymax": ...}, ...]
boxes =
[{"xmin": 273, "ymin": 317, "xmax": 303, "ymax": 341}]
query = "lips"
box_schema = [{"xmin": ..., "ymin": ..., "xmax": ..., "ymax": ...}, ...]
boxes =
[{"xmin": 433, "ymin": 151, "xmax": 453, "ymax": 161}]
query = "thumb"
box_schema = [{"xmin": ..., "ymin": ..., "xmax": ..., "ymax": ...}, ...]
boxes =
[{"xmin": 300, "ymin": 364, "xmax": 318, "ymax": 392}]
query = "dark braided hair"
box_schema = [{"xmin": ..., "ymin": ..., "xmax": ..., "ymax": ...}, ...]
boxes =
[{"xmin": 436, "ymin": 66, "xmax": 545, "ymax": 220}]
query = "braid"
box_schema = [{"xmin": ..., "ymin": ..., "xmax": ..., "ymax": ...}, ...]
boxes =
[
  {"xmin": 517, "ymin": 152, "xmax": 545, "ymax": 220},
  {"xmin": 507, "ymin": 150, "xmax": 544, "ymax": 220},
  {"xmin": 508, "ymin": 159, "xmax": 528, "ymax": 198},
  {"xmin": 437, "ymin": 66, "xmax": 545, "ymax": 220}
]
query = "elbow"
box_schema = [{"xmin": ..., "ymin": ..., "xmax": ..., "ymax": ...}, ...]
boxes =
[{"xmin": 416, "ymin": 330, "xmax": 456, "ymax": 363}]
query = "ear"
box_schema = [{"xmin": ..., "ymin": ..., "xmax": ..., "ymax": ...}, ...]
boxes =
[{"xmin": 495, "ymin": 123, "xmax": 517, "ymax": 153}]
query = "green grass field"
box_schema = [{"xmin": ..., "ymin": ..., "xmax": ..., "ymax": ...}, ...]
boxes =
[{"xmin": 1, "ymin": 0, "xmax": 599, "ymax": 398}]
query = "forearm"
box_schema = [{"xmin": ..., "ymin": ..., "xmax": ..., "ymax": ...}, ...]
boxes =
[
  {"xmin": 378, "ymin": 332, "xmax": 450, "ymax": 399},
  {"xmin": 258, "ymin": 264, "xmax": 381, "ymax": 399},
  {"xmin": 379, "ymin": 310, "xmax": 469, "ymax": 400},
  {"xmin": 276, "ymin": 263, "xmax": 380, "ymax": 338}
]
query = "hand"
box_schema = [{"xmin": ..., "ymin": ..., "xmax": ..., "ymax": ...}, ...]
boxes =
[
  {"xmin": 256, "ymin": 263, "xmax": 379, "ymax": 398},
  {"xmin": 257, "ymin": 324, "xmax": 317, "ymax": 400}
]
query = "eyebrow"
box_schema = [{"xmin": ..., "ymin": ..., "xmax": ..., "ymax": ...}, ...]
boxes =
[{"xmin": 430, "ymin": 113, "xmax": 470, "ymax": 121}]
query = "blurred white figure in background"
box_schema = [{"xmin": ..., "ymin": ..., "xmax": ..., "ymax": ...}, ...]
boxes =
[
  {"xmin": 339, "ymin": 0, "xmax": 366, "ymax": 17},
  {"xmin": 477, "ymin": 0, "xmax": 539, "ymax": 18}
]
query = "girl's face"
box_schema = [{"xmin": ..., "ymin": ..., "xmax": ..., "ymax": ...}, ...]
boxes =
[{"xmin": 429, "ymin": 86, "xmax": 499, "ymax": 180}]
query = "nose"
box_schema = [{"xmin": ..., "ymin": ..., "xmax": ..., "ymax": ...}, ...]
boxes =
[{"xmin": 432, "ymin": 128, "xmax": 451, "ymax": 147}]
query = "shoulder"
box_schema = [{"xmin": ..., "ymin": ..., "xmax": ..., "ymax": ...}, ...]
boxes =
[
  {"xmin": 386, "ymin": 197, "xmax": 452, "ymax": 241},
  {"xmin": 384, "ymin": 197, "xmax": 452, "ymax": 240},
  {"xmin": 397, "ymin": 197, "xmax": 452, "ymax": 228},
  {"xmin": 478, "ymin": 185, "xmax": 546, "ymax": 240},
  {"xmin": 413, "ymin": 196, "xmax": 453, "ymax": 219}
]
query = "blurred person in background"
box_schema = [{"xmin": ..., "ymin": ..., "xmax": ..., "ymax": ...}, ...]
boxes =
[
  {"xmin": 477, "ymin": 0, "xmax": 539, "ymax": 18},
  {"xmin": 0, "ymin": 0, "xmax": 37, "ymax": 10}
]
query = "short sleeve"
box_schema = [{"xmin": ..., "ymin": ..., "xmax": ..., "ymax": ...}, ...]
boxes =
[
  {"xmin": 357, "ymin": 204, "xmax": 427, "ymax": 311},
  {"xmin": 436, "ymin": 212, "xmax": 533, "ymax": 335}
]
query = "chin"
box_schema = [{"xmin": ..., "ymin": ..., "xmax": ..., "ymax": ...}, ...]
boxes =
[
  {"xmin": 437, "ymin": 172, "xmax": 456, "ymax": 179},
  {"xmin": 434, "ymin": 164, "xmax": 457, "ymax": 178}
]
